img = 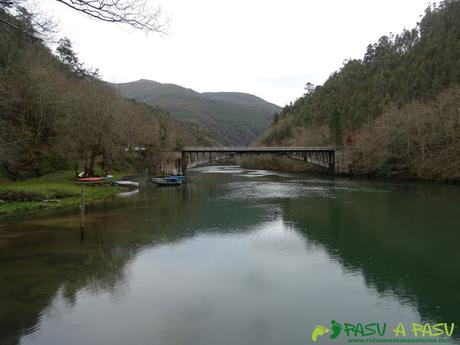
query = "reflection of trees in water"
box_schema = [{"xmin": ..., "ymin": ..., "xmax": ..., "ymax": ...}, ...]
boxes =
[
  {"xmin": 0, "ymin": 177, "xmax": 270, "ymax": 345},
  {"xmin": 5, "ymin": 173, "xmax": 456, "ymax": 344},
  {"xmin": 0, "ymin": 224, "xmax": 134, "ymax": 345},
  {"xmin": 280, "ymin": 191, "xmax": 460, "ymax": 337}
]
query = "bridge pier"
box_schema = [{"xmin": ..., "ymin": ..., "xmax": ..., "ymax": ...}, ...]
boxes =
[{"xmin": 181, "ymin": 152, "xmax": 187, "ymax": 175}]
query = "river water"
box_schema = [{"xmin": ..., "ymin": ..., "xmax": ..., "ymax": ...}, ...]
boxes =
[{"xmin": 1, "ymin": 166, "xmax": 459, "ymax": 345}]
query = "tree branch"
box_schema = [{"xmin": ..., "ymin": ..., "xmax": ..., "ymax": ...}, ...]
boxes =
[{"xmin": 54, "ymin": 0, "xmax": 167, "ymax": 33}]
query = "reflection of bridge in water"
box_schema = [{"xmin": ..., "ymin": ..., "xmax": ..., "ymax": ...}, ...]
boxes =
[{"xmin": 179, "ymin": 146, "xmax": 336, "ymax": 174}]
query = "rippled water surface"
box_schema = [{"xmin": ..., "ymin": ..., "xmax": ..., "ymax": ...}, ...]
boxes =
[{"xmin": 1, "ymin": 166, "xmax": 459, "ymax": 345}]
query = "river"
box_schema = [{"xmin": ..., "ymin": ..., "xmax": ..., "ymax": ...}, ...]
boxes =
[{"xmin": 1, "ymin": 166, "xmax": 459, "ymax": 345}]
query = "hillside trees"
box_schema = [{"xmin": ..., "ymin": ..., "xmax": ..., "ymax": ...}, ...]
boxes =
[
  {"xmin": 55, "ymin": 80, "xmax": 118, "ymax": 176},
  {"xmin": 0, "ymin": 9, "xmax": 63, "ymax": 177},
  {"xmin": 56, "ymin": 38, "xmax": 99, "ymax": 78},
  {"xmin": 259, "ymin": 0, "xmax": 460, "ymax": 180},
  {"xmin": 0, "ymin": 7, "xmax": 206, "ymax": 179},
  {"xmin": 116, "ymin": 80, "xmax": 280, "ymax": 145},
  {"xmin": 269, "ymin": 0, "xmax": 460, "ymax": 146},
  {"xmin": 352, "ymin": 88, "xmax": 460, "ymax": 179}
]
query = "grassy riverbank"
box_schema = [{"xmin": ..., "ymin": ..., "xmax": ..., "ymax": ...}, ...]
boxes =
[{"xmin": 0, "ymin": 171, "xmax": 128, "ymax": 216}]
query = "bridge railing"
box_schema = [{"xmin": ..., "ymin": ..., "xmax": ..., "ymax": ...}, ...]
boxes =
[{"xmin": 182, "ymin": 146, "xmax": 335, "ymax": 152}]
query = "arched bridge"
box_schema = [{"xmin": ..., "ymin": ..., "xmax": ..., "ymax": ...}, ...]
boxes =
[{"xmin": 180, "ymin": 146, "xmax": 335, "ymax": 174}]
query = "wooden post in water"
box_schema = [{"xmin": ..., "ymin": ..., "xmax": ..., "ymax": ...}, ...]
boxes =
[{"xmin": 80, "ymin": 184, "xmax": 85, "ymax": 240}]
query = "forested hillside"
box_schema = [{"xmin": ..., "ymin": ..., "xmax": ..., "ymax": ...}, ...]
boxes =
[
  {"xmin": 0, "ymin": 7, "xmax": 214, "ymax": 180},
  {"xmin": 259, "ymin": 0, "xmax": 460, "ymax": 180},
  {"xmin": 116, "ymin": 79, "xmax": 280, "ymax": 145}
]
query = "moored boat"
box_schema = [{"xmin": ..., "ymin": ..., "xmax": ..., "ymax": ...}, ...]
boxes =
[
  {"xmin": 76, "ymin": 175, "xmax": 113, "ymax": 183},
  {"xmin": 165, "ymin": 175, "xmax": 186, "ymax": 182},
  {"xmin": 152, "ymin": 177, "xmax": 182, "ymax": 187}
]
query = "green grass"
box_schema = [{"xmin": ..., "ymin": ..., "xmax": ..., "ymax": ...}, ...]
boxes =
[{"xmin": 0, "ymin": 171, "xmax": 130, "ymax": 216}]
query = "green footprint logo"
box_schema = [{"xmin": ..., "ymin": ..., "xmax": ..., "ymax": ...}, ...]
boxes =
[
  {"xmin": 329, "ymin": 320, "xmax": 342, "ymax": 339},
  {"xmin": 311, "ymin": 325, "xmax": 330, "ymax": 342}
]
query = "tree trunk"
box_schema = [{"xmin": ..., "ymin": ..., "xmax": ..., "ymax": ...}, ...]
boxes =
[{"xmin": 87, "ymin": 152, "xmax": 97, "ymax": 177}]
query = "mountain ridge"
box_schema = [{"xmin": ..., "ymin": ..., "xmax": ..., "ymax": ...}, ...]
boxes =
[{"xmin": 115, "ymin": 79, "xmax": 281, "ymax": 145}]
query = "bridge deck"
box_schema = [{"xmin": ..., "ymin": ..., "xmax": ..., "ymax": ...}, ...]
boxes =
[{"xmin": 182, "ymin": 146, "xmax": 335, "ymax": 153}]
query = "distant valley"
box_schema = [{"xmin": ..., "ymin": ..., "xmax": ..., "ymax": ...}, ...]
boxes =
[{"xmin": 115, "ymin": 79, "xmax": 281, "ymax": 145}]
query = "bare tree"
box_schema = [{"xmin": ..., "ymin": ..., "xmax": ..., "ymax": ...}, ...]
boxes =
[
  {"xmin": 0, "ymin": 0, "xmax": 56, "ymax": 40},
  {"xmin": 1, "ymin": 0, "xmax": 166, "ymax": 38},
  {"xmin": 54, "ymin": 0, "xmax": 167, "ymax": 33}
]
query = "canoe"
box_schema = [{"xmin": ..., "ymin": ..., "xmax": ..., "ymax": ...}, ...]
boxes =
[
  {"xmin": 78, "ymin": 177, "xmax": 103, "ymax": 182},
  {"xmin": 76, "ymin": 175, "xmax": 113, "ymax": 183}
]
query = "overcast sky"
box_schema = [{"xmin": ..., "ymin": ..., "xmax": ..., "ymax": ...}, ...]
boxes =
[{"xmin": 38, "ymin": 0, "xmax": 429, "ymax": 106}]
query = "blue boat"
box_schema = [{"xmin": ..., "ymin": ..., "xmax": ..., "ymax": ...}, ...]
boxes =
[
  {"xmin": 165, "ymin": 175, "xmax": 186, "ymax": 182},
  {"xmin": 152, "ymin": 177, "xmax": 182, "ymax": 187}
]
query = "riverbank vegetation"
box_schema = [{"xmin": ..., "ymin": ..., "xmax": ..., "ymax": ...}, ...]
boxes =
[
  {"xmin": 0, "ymin": 3, "xmax": 214, "ymax": 182},
  {"xmin": 0, "ymin": 171, "xmax": 128, "ymax": 216},
  {"xmin": 259, "ymin": 0, "xmax": 460, "ymax": 181}
]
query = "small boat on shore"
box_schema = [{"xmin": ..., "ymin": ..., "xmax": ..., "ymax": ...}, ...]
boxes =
[{"xmin": 76, "ymin": 175, "xmax": 113, "ymax": 183}]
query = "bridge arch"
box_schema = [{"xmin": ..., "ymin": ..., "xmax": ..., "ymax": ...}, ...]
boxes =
[{"xmin": 179, "ymin": 147, "xmax": 335, "ymax": 175}]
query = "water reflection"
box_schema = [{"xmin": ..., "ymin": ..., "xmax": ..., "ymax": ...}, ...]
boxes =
[
  {"xmin": 0, "ymin": 166, "xmax": 459, "ymax": 345},
  {"xmin": 281, "ymin": 185, "xmax": 460, "ymax": 332}
]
